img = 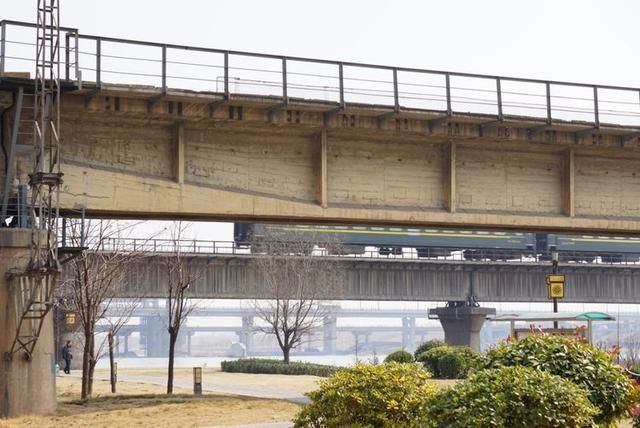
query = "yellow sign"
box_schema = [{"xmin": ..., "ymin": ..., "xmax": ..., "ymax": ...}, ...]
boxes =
[
  {"xmin": 65, "ymin": 312, "xmax": 76, "ymax": 325},
  {"xmin": 548, "ymin": 282, "xmax": 565, "ymax": 299},
  {"xmin": 546, "ymin": 274, "xmax": 566, "ymax": 285}
]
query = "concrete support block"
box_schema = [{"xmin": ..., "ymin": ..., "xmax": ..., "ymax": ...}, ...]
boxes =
[
  {"xmin": 429, "ymin": 305, "xmax": 496, "ymax": 352},
  {"xmin": 323, "ymin": 316, "xmax": 337, "ymax": 354},
  {"xmin": 240, "ymin": 316, "xmax": 254, "ymax": 355},
  {"xmin": 0, "ymin": 229, "xmax": 56, "ymax": 418},
  {"xmin": 401, "ymin": 316, "xmax": 417, "ymax": 351}
]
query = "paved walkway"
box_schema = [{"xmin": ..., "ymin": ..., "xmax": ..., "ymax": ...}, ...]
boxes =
[{"xmin": 89, "ymin": 372, "xmax": 311, "ymax": 405}]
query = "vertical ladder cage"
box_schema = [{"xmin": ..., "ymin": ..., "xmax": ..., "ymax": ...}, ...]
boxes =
[{"xmin": 5, "ymin": 0, "xmax": 63, "ymax": 362}]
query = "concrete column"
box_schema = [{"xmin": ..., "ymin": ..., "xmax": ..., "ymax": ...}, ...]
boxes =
[
  {"xmin": 140, "ymin": 315, "xmax": 167, "ymax": 357},
  {"xmin": 562, "ymin": 148, "xmax": 575, "ymax": 217},
  {"xmin": 428, "ymin": 304, "xmax": 495, "ymax": 352},
  {"xmin": 443, "ymin": 141, "xmax": 457, "ymax": 212},
  {"xmin": 317, "ymin": 129, "xmax": 328, "ymax": 208},
  {"xmin": 240, "ymin": 316, "xmax": 254, "ymax": 355},
  {"xmin": 174, "ymin": 122, "xmax": 185, "ymax": 184},
  {"xmin": 401, "ymin": 316, "xmax": 417, "ymax": 351},
  {"xmin": 186, "ymin": 332, "xmax": 193, "ymax": 356},
  {"xmin": 0, "ymin": 229, "xmax": 56, "ymax": 417},
  {"xmin": 323, "ymin": 315, "xmax": 337, "ymax": 354}
]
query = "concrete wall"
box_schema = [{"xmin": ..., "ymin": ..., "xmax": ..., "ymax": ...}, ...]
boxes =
[
  {"xmin": 0, "ymin": 229, "xmax": 56, "ymax": 418},
  {"xmin": 4, "ymin": 86, "xmax": 639, "ymax": 233},
  {"xmin": 116, "ymin": 256, "xmax": 640, "ymax": 303}
]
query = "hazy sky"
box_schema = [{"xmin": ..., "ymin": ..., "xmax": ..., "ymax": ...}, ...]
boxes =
[
  {"xmin": 4, "ymin": 1, "xmax": 640, "ymax": 240},
  {"xmin": 5, "ymin": 0, "xmax": 640, "ymax": 87}
]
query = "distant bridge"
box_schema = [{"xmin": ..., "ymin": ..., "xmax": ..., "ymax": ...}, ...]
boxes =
[{"xmin": 115, "ymin": 253, "xmax": 640, "ymax": 303}]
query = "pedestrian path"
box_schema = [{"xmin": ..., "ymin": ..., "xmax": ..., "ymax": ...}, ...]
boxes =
[{"xmin": 86, "ymin": 372, "xmax": 311, "ymax": 404}]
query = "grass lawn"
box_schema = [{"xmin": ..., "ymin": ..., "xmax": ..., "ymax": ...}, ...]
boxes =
[{"xmin": 0, "ymin": 374, "xmax": 302, "ymax": 428}]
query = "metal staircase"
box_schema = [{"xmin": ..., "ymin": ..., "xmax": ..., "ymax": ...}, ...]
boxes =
[{"xmin": 5, "ymin": 0, "xmax": 63, "ymax": 361}]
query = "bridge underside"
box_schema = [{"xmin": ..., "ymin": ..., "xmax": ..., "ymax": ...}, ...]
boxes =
[
  {"xmin": 121, "ymin": 256, "xmax": 640, "ymax": 303},
  {"xmin": 3, "ymin": 80, "xmax": 640, "ymax": 233}
]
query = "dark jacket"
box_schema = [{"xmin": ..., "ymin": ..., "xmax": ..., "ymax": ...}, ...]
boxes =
[{"xmin": 62, "ymin": 345, "xmax": 72, "ymax": 360}]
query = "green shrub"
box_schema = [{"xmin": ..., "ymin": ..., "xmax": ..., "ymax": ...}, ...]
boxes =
[
  {"xmin": 480, "ymin": 334, "xmax": 632, "ymax": 426},
  {"xmin": 293, "ymin": 362, "xmax": 436, "ymax": 428},
  {"xmin": 427, "ymin": 366, "xmax": 599, "ymax": 428},
  {"xmin": 414, "ymin": 339, "xmax": 444, "ymax": 359},
  {"xmin": 220, "ymin": 358, "xmax": 340, "ymax": 377},
  {"xmin": 417, "ymin": 345, "xmax": 475, "ymax": 379},
  {"xmin": 383, "ymin": 349, "xmax": 414, "ymax": 364}
]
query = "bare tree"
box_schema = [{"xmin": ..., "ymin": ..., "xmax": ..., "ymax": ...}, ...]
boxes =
[
  {"xmin": 165, "ymin": 222, "xmax": 198, "ymax": 394},
  {"xmin": 103, "ymin": 298, "xmax": 141, "ymax": 393},
  {"xmin": 252, "ymin": 229, "xmax": 345, "ymax": 363},
  {"xmin": 59, "ymin": 219, "xmax": 146, "ymax": 399}
]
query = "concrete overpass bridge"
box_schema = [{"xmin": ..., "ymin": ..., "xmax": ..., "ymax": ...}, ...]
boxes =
[
  {"xmin": 2, "ymin": 18, "xmax": 640, "ymax": 417},
  {"xmin": 118, "ymin": 252, "xmax": 640, "ymax": 304},
  {"xmin": 1, "ymin": 20, "xmax": 640, "ymax": 234}
]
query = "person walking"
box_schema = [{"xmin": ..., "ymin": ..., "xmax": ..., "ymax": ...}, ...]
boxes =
[{"xmin": 62, "ymin": 341, "xmax": 73, "ymax": 374}]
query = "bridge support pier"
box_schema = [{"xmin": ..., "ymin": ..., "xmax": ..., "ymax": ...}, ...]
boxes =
[
  {"xmin": 323, "ymin": 316, "xmax": 337, "ymax": 354},
  {"xmin": 0, "ymin": 229, "xmax": 56, "ymax": 417},
  {"xmin": 141, "ymin": 315, "xmax": 168, "ymax": 357},
  {"xmin": 428, "ymin": 303, "xmax": 495, "ymax": 352},
  {"xmin": 402, "ymin": 316, "xmax": 417, "ymax": 351},
  {"xmin": 240, "ymin": 316, "xmax": 254, "ymax": 355}
]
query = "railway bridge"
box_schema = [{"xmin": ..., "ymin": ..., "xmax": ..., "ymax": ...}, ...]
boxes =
[{"xmin": 2, "ymin": 18, "xmax": 640, "ymax": 417}]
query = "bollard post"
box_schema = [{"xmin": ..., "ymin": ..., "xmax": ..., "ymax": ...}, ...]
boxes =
[{"xmin": 193, "ymin": 367, "xmax": 202, "ymax": 395}]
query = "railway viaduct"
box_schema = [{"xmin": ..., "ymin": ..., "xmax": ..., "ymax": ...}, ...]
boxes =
[{"xmin": 1, "ymin": 19, "xmax": 640, "ymax": 416}]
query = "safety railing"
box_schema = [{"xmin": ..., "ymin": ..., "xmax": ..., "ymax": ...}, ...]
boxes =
[
  {"xmin": 54, "ymin": 235, "xmax": 640, "ymax": 266},
  {"xmin": 2, "ymin": 20, "xmax": 640, "ymax": 129}
]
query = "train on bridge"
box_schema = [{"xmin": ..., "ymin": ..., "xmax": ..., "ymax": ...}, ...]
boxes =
[{"xmin": 234, "ymin": 223, "xmax": 640, "ymax": 262}]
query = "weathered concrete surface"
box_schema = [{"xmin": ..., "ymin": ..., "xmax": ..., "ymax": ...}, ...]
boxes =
[
  {"xmin": 116, "ymin": 256, "xmax": 640, "ymax": 303},
  {"xmin": 3, "ymin": 83, "xmax": 640, "ymax": 233},
  {"xmin": 0, "ymin": 229, "xmax": 56, "ymax": 418}
]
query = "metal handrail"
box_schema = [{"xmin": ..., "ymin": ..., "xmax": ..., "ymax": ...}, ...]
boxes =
[
  {"xmin": 2, "ymin": 20, "xmax": 640, "ymax": 130},
  {"xmin": 55, "ymin": 235, "xmax": 640, "ymax": 266}
]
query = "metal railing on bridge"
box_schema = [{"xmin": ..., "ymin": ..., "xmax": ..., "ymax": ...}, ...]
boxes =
[
  {"xmin": 1, "ymin": 20, "xmax": 640, "ymax": 129},
  {"xmin": 60, "ymin": 236, "xmax": 640, "ymax": 267}
]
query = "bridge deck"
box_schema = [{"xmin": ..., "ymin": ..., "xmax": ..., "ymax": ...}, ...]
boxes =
[{"xmin": 3, "ymin": 20, "xmax": 640, "ymax": 234}]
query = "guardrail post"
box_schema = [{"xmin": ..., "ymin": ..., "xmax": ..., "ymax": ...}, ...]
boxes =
[
  {"xmin": 64, "ymin": 32, "xmax": 70, "ymax": 80},
  {"xmin": 496, "ymin": 78, "xmax": 503, "ymax": 121},
  {"xmin": 1, "ymin": 21, "xmax": 6, "ymax": 78},
  {"xmin": 338, "ymin": 62, "xmax": 345, "ymax": 108},
  {"xmin": 161, "ymin": 45, "xmax": 167, "ymax": 94},
  {"xmin": 393, "ymin": 68, "xmax": 399, "ymax": 113},
  {"xmin": 74, "ymin": 32, "xmax": 81, "ymax": 87},
  {"xmin": 223, "ymin": 51, "xmax": 229, "ymax": 99},
  {"xmin": 445, "ymin": 73, "xmax": 452, "ymax": 116},
  {"xmin": 593, "ymin": 86, "xmax": 599, "ymax": 128},
  {"xmin": 282, "ymin": 57, "xmax": 288, "ymax": 104},
  {"xmin": 545, "ymin": 82, "xmax": 552, "ymax": 125},
  {"xmin": 96, "ymin": 38, "xmax": 101, "ymax": 88}
]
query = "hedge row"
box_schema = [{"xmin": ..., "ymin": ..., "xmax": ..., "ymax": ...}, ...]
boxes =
[{"xmin": 220, "ymin": 358, "xmax": 341, "ymax": 377}]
